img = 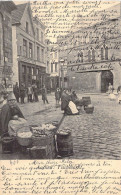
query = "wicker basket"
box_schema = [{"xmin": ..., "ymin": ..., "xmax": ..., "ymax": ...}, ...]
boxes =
[
  {"xmin": 85, "ymin": 106, "xmax": 94, "ymax": 114},
  {"xmin": 17, "ymin": 131, "xmax": 32, "ymax": 146},
  {"xmin": 17, "ymin": 136, "xmax": 32, "ymax": 146}
]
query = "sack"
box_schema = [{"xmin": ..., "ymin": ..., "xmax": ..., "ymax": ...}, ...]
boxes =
[
  {"xmin": 68, "ymin": 101, "xmax": 78, "ymax": 114},
  {"xmin": 8, "ymin": 118, "xmax": 30, "ymax": 137}
]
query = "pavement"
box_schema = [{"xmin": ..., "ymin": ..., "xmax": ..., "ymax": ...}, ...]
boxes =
[{"xmin": 0, "ymin": 93, "xmax": 121, "ymax": 160}]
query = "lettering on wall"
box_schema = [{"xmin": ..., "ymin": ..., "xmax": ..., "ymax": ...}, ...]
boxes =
[{"xmin": 68, "ymin": 62, "xmax": 114, "ymax": 72}]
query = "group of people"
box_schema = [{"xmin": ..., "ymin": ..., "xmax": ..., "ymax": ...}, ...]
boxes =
[
  {"xmin": 13, "ymin": 82, "xmax": 39, "ymax": 104},
  {"xmin": 0, "ymin": 83, "xmax": 50, "ymax": 137},
  {"xmin": 107, "ymin": 83, "xmax": 121, "ymax": 103}
]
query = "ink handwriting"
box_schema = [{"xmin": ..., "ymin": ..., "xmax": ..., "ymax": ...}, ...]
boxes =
[{"xmin": 0, "ymin": 160, "xmax": 121, "ymax": 194}]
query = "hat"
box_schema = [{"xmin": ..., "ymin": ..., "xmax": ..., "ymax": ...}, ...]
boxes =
[{"xmin": 7, "ymin": 93, "xmax": 16, "ymax": 101}]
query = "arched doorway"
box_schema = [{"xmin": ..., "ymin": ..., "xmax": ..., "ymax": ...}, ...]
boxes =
[{"xmin": 101, "ymin": 70, "xmax": 113, "ymax": 93}]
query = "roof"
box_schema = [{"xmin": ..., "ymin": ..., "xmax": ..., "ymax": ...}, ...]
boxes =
[
  {"xmin": 12, "ymin": 3, "xmax": 27, "ymax": 24},
  {"xmin": 33, "ymin": 16, "xmax": 46, "ymax": 29},
  {"xmin": 0, "ymin": 1, "xmax": 16, "ymax": 12}
]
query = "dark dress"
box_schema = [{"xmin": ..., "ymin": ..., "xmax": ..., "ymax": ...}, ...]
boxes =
[
  {"xmin": 13, "ymin": 85, "xmax": 20, "ymax": 102},
  {"xmin": 20, "ymin": 85, "xmax": 26, "ymax": 103},
  {"xmin": 61, "ymin": 91, "xmax": 72, "ymax": 115},
  {"xmin": 0, "ymin": 104, "xmax": 24, "ymax": 135},
  {"xmin": 33, "ymin": 85, "xmax": 39, "ymax": 102}
]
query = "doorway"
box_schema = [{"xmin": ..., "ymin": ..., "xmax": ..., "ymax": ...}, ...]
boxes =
[{"xmin": 101, "ymin": 70, "xmax": 113, "ymax": 93}]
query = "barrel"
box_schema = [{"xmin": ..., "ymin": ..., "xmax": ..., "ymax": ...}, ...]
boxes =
[
  {"xmin": 57, "ymin": 131, "xmax": 73, "ymax": 157},
  {"xmin": 2, "ymin": 137, "xmax": 15, "ymax": 154}
]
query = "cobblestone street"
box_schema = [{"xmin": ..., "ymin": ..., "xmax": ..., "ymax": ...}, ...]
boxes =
[
  {"xmin": 0, "ymin": 93, "xmax": 121, "ymax": 160},
  {"xmin": 60, "ymin": 94, "xmax": 121, "ymax": 160}
]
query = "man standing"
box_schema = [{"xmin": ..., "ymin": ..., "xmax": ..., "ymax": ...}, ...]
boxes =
[
  {"xmin": 41, "ymin": 85, "xmax": 49, "ymax": 104},
  {"xmin": 20, "ymin": 83, "xmax": 26, "ymax": 104},
  {"xmin": 27, "ymin": 84, "xmax": 33, "ymax": 102},
  {"xmin": 13, "ymin": 82, "xmax": 20, "ymax": 103},
  {"xmin": 55, "ymin": 88, "xmax": 61, "ymax": 105}
]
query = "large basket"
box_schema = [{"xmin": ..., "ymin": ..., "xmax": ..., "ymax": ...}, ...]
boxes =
[
  {"xmin": 17, "ymin": 131, "xmax": 32, "ymax": 146},
  {"xmin": 85, "ymin": 106, "xmax": 94, "ymax": 114},
  {"xmin": 17, "ymin": 136, "xmax": 32, "ymax": 146},
  {"xmin": 2, "ymin": 136, "xmax": 15, "ymax": 153}
]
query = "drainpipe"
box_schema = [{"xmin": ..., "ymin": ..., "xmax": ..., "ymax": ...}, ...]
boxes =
[{"xmin": 0, "ymin": 11, "xmax": 6, "ymax": 87}]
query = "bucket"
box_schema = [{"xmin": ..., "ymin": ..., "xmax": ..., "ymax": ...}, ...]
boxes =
[
  {"xmin": 57, "ymin": 131, "xmax": 73, "ymax": 157},
  {"xmin": 2, "ymin": 136, "xmax": 15, "ymax": 154}
]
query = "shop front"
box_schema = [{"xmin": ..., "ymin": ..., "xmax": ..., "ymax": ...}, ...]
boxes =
[{"xmin": 19, "ymin": 61, "xmax": 46, "ymax": 90}]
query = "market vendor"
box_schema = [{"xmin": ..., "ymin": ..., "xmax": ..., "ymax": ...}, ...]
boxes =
[
  {"xmin": 71, "ymin": 91, "xmax": 83, "ymax": 107},
  {"xmin": 61, "ymin": 89, "xmax": 79, "ymax": 115},
  {"xmin": 0, "ymin": 92, "xmax": 24, "ymax": 136}
]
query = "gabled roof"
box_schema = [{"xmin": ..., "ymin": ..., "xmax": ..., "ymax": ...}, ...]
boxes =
[
  {"xmin": 0, "ymin": 1, "xmax": 16, "ymax": 13},
  {"xmin": 12, "ymin": 3, "xmax": 27, "ymax": 24}
]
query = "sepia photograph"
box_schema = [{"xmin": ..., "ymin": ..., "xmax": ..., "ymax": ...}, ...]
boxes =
[{"xmin": 0, "ymin": 0, "xmax": 121, "ymax": 194}]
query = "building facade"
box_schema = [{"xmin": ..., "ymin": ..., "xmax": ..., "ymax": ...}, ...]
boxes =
[
  {"xmin": 49, "ymin": 44, "xmax": 59, "ymax": 90},
  {"xmin": 57, "ymin": 3, "xmax": 121, "ymax": 93},
  {"xmin": 12, "ymin": 3, "xmax": 46, "ymax": 89},
  {"xmin": 0, "ymin": 1, "xmax": 16, "ymax": 91}
]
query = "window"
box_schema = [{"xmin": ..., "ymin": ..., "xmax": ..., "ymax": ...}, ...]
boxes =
[
  {"xmin": 26, "ymin": 22, "xmax": 29, "ymax": 33},
  {"xmin": 77, "ymin": 52, "xmax": 83, "ymax": 63},
  {"xmin": 36, "ymin": 69, "xmax": 39, "ymax": 75},
  {"xmin": 22, "ymin": 65, "xmax": 26, "ymax": 74},
  {"xmin": 80, "ymin": 52, "xmax": 83, "ymax": 63},
  {"xmin": 47, "ymin": 61, "xmax": 49, "ymax": 72},
  {"xmin": 101, "ymin": 47, "xmax": 104, "ymax": 60},
  {"xmin": 55, "ymin": 63, "xmax": 57, "ymax": 72},
  {"xmin": 105, "ymin": 46, "xmax": 108, "ymax": 60},
  {"xmin": 37, "ymin": 46, "xmax": 40, "ymax": 61},
  {"xmin": 101, "ymin": 46, "xmax": 108, "ymax": 60},
  {"xmin": 20, "ymin": 46, "xmax": 22, "ymax": 56},
  {"xmin": 51, "ymin": 63, "xmax": 53, "ymax": 72},
  {"xmin": 88, "ymin": 50, "xmax": 91, "ymax": 62},
  {"xmin": 23, "ymin": 39, "xmax": 27, "ymax": 57},
  {"xmin": 27, "ymin": 67, "xmax": 31, "ymax": 74},
  {"xmin": 29, "ymin": 43, "xmax": 33, "ymax": 58},
  {"xmin": 37, "ymin": 28, "xmax": 39, "ymax": 40},
  {"xmin": 41, "ymin": 48, "xmax": 44, "ymax": 62},
  {"xmin": 32, "ymin": 68, "xmax": 34, "ymax": 75},
  {"xmin": 89, "ymin": 32, "xmax": 92, "ymax": 43},
  {"xmin": 92, "ymin": 49, "xmax": 95, "ymax": 61},
  {"xmin": 41, "ymin": 31, "xmax": 43, "ymax": 43}
]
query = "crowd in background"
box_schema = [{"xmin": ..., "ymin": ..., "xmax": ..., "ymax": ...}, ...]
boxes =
[{"xmin": 13, "ymin": 82, "xmax": 39, "ymax": 104}]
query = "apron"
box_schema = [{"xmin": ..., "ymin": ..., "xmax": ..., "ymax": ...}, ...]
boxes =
[{"xmin": 68, "ymin": 101, "xmax": 78, "ymax": 114}]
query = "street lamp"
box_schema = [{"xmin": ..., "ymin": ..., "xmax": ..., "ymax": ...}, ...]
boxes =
[
  {"xmin": 72, "ymin": 76, "xmax": 76, "ymax": 90},
  {"xmin": 59, "ymin": 59, "xmax": 65, "ymax": 90}
]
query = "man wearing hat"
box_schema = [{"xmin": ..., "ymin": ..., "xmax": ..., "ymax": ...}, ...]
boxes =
[{"xmin": 0, "ymin": 92, "xmax": 24, "ymax": 136}]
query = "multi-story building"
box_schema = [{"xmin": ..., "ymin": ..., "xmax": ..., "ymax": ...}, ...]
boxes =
[
  {"xmin": 44, "ymin": 39, "xmax": 51, "ymax": 91},
  {"xmin": 57, "ymin": 3, "xmax": 121, "ymax": 93},
  {"xmin": 12, "ymin": 2, "xmax": 46, "ymax": 89},
  {"xmin": 49, "ymin": 44, "xmax": 59, "ymax": 90},
  {"xmin": 0, "ymin": 1, "xmax": 16, "ymax": 91}
]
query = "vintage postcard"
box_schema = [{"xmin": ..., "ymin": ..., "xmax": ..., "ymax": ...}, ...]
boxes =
[{"xmin": 0, "ymin": 0, "xmax": 121, "ymax": 194}]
